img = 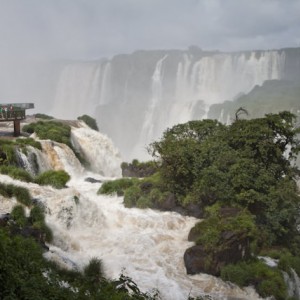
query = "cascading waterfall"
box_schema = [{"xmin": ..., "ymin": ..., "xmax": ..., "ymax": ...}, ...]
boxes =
[
  {"xmin": 49, "ymin": 48, "xmax": 287, "ymax": 160},
  {"xmin": 132, "ymin": 55, "xmax": 168, "ymax": 159},
  {"xmin": 15, "ymin": 145, "xmax": 52, "ymax": 176},
  {"xmin": 71, "ymin": 123, "xmax": 122, "ymax": 177},
  {"xmin": 53, "ymin": 60, "xmax": 111, "ymax": 119}
]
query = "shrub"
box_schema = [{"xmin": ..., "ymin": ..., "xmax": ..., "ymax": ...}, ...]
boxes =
[
  {"xmin": 98, "ymin": 178, "xmax": 138, "ymax": 196},
  {"xmin": 278, "ymin": 253, "xmax": 300, "ymax": 276},
  {"xmin": 136, "ymin": 196, "xmax": 153, "ymax": 209},
  {"xmin": 220, "ymin": 262, "xmax": 251, "ymax": 286},
  {"xmin": 11, "ymin": 185, "xmax": 32, "ymax": 206},
  {"xmin": 16, "ymin": 138, "xmax": 42, "ymax": 150},
  {"xmin": 84, "ymin": 258, "xmax": 104, "ymax": 281},
  {"xmin": 11, "ymin": 205, "xmax": 27, "ymax": 227},
  {"xmin": 34, "ymin": 113, "xmax": 54, "ymax": 120},
  {"xmin": 35, "ymin": 170, "xmax": 70, "ymax": 189},
  {"xmin": 78, "ymin": 115, "xmax": 99, "ymax": 131},
  {"xmin": 30, "ymin": 205, "xmax": 45, "ymax": 223},
  {"xmin": 221, "ymin": 260, "xmax": 287, "ymax": 299},
  {"xmin": 32, "ymin": 220, "xmax": 53, "ymax": 243},
  {"xmin": 124, "ymin": 185, "xmax": 142, "ymax": 208},
  {"xmin": 0, "ymin": 165, "xmax": 33, "ymax": 182},
  {"xmin": 22, "ymin": 121, "xmax": 71, "ymax": 147}
]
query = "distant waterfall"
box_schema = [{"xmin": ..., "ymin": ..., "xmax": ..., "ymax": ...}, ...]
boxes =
[
  {"xmin": 52, "ymin": 60, "xmax": 111, "ymax": 119},
  {"xmin": 50, "ymin": 49, "xmax": 286, "ymax": 160},
  {"xmin": 133, "ymin": 55, "xmax": 168, "ymax": 159}
]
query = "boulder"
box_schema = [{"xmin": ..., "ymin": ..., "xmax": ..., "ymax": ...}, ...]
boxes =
[
  {"xmin": 184, "ymin": 231, "xmax": 251, "ymax": 276},
  {"xmin": 85, "ymin": 177, "xmax": 102, "ymax": 183}
]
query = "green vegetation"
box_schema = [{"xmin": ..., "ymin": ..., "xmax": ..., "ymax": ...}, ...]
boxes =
[
  {"xmin": 121, "ymin": 159, "xmax": 158, "ymax": 177},
  {"xmin": 22, "ymin": 120, "xmax": 72, "ymax": 147},
  {"xmin": 98, "ymin": 173, "xmax": 171, "ymax": 209},
  {"xmin": 15, "ymin": 137, "xmax": 42, "ymax": 150},
  {"xmin": 11, "ymin": 205, "xmax": 27, "ymax": 227},
  {"xmin": 221, "ymin": 260, "xmax": 287, "ymax": 300},
  {"xmin": 100, "ymin": 111, "xmax": 300, "ymax": 298},
  {"xmin": 78, "ymin": 114, "xmax": 99, "ymax": 131},
  {"xmin": 34, "ymin": 113, "xmax": 54, "ymax": 119},
  {"xmin": 208, "ymin": 80, "xmax": 300, "ymax": 121},
  {"xmin": 149, "ymin": 112, "xmax": 300, "ymax": 246},
  {"xmin": 0, "ymin": 183, "xmax": 32, "ymax": 206},
  {"xmin": 0, "ymin": 225, "xmax": 160, "ymax": 299},
  {"xmin": 35, "ymin": 170, "xmax": 70, "ymax": 189},
  {"xmin": 99, "ymin": 177, "xmax": 139, "ymax": 196},
  {"xmin": 0, "ymin": 165, "xmax": 33, "ymax": 182}
]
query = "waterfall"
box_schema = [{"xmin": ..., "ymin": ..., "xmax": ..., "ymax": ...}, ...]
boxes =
[
  {"xmin": 70, "ymin": 123, "xmax": 122, "ymax": 177},
  {"xmin": 15, "ymin": 145, "xmax": 51, "ymax": 176},
  {"xmin": 132, "ymin": 55, "xmax": 168, "ymax": 159},
  {"xmin": 40, "ymin": 140, "xmax": 84, "ymax": 178},
  {"xmin": 49, "ymin": 49, "xmax": 287, "ymax": 160},
  {"xmin": 52, "ymin": 60, "xmax": 111, "ymax": 119}
]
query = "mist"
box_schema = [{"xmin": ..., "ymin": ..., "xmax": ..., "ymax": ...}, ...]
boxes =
[{"xmin": 0, "ymin": 0, "xmax": 299, "ymax": 128}]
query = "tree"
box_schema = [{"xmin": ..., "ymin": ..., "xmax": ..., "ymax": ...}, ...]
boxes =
[{"xmin": 149, "ymin": 112, "xmax": 300, "ymax": 247}]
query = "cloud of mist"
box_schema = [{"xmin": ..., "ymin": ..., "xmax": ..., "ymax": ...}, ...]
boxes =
[
  {"xmin": 0, "ymin": 0, "xmax": 299, "ymax": 110},
  {"xmin": 1, "ymin": 0, "xmax": 300, "ymax": 62}
]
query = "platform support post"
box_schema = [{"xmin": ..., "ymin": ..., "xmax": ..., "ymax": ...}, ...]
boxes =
[{"xmin": 13, "ymin": 120, "xmax": 21, "ymax": 136}]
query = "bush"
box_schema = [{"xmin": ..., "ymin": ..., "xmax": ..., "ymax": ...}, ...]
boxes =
[
  {"xmin": 34, "ymin": 113, "xmax": 54, "ymax": 120},
  {"xmin": 124, "ymin": 185, "xmax": 142, "ymax": 208},
  {"xmin": 220, "ymin": 262, "xmax": 251, "ymax": 286},
  {"xmin": 16, "ymin": 138, "xmax": 42, "ymax": 150},
  {"xmin": 221, "ymin": 260, "xmax": 287, "ymax": 299},
  {"xmin": 35, "ymin": 170, "xmax": 70, "ymax": 189},
  {"xmin": 98, "ymin": 178, "xmax": 138, "ymax": 196},
  {"xmin": 78, "ymin": 115, "xmax": 99, "ymax": 131},
  {"xmin": 278, "ymin": 253, "xmax": 300, "ymax": 276},
  {"xmin": 84, "ymin": 258, "xmax": 104, "ymax": 283},
  {"xmin": 11, "ymin": 185, "xmax": 32, "ymax": 206},
  {"xmin": 22, "ymin": 121, "xmax": 71, "ymax": 147},
  {"xmin": 30, "ymin": 205, "xmax": 45, "ymax": 223},
  {"xmin": 11, "ymin": 205, "xmax": 27, "ymax": 227},
  {"xmin": 0, "ymin": 165, "xmax": 33, "ymax": 182}
]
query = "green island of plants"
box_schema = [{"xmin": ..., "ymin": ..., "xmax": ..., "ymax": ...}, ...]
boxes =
[
  {"xmin": 99, "ymin": 111, "xmax": 300, "ymax": 299},
  {"xmin": 22, "ymin": 120, "xmax": 72, "ymax": 147},
  {"xmin": 77, "ymin": 114, "xmax": 99, "ymax": 131}
]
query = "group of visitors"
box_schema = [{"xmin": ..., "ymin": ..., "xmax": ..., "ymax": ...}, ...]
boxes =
[{"xmin": 0, "ymin": 105, "xmax": 22, "ymax": 119}]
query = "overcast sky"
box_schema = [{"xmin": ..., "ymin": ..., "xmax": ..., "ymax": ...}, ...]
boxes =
[{"xmin": 0, "ymin": 0, "xmax": 300, "ymax": 62}]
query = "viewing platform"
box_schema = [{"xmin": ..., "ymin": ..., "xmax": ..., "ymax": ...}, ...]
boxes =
[{"xmin": 0, "ymin": 103, "xmax": 34, "ymax": 136}]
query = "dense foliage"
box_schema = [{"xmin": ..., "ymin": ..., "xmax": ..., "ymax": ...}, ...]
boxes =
[
  {"xmin": 149, "ymin": 112, "xmax": 300, "ymax": 247},
  {"xmin": 34, "ymin": 113, "xmax": 55, "ymax": 119},
  {"xmin": 0, "ymin": 226, "xmax": 160, "ymax": 299},
  {"xmin": 22, "ymin": 120, "xmax": 72, "ymax": 147},
  {"xmin": 208, "ymin": 79, "xmax": 300, "ymax": 121},
  {"xmin": 35, "ymin": 170, "xmax": 70, "ymax": 189},
  {"xmin": 78, "ymin": 114, "xmax": 99, "ymax": 131},
  {"xmin": 100, "ymin": 111, "xmax": 300, "ymax": 298}
]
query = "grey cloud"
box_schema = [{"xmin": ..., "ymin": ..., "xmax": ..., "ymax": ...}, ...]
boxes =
[{"xmin": 0, "ymin": 0, "xmax": 300, "ymax": 61}]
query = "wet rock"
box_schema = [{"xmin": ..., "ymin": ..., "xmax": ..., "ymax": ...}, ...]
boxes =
[
  {"xmin": 184, "ymin": 231, "xmax": 251, "ymax": 276},
  {"xmin": 84, "ymin": 177, "xmax": 102, "ymax": 183}
]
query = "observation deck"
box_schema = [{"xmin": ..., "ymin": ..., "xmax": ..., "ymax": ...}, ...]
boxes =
[{"xmin": 0, "ymin": 103, "xmax": 34, "ymax": 136}]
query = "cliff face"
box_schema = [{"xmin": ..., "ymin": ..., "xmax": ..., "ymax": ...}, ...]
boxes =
[{"xmin": 50, "ymin": 47, "xmax": 300, "ymax": 160}]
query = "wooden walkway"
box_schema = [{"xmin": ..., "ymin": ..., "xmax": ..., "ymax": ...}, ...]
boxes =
[{"xmin": 0, "ymin": 103, "xmax": 34, "ymax": 136}]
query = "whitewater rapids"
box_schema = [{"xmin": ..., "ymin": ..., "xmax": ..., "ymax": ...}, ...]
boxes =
[{"xmin": 0, "ymin": 171, "xmax": 262, "ymax": 300}]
